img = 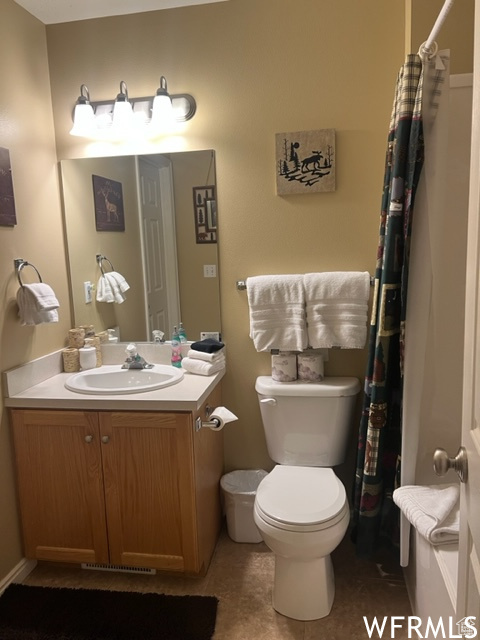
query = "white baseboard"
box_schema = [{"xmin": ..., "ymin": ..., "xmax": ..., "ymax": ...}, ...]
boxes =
[{"xmin": 0, "ymin": 558, "xmax": 37, "ymax": 594}]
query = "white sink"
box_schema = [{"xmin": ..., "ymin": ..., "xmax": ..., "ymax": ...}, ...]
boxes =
[{"xmin": 65, "ymin": 364, "xmax": 184, "ymax": 395}]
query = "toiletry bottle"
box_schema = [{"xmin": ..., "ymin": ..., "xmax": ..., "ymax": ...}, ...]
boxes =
[
  {"xmin": 178, "ymin": 322, "xmax": 187, "ymax": 343},
  {"xmin": 171, "ymin": 326, "xmax": 182, "ymax": 368}
]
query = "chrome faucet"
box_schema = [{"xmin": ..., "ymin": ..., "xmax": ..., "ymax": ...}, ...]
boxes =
[{"xmin": 122, "ymin": 343, "xmax": 154, "ymax": 369}]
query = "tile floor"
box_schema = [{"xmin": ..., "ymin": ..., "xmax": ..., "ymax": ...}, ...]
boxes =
[{"xmin": 23, "ymin": 527, "xmax": 412, "ymax": 639}]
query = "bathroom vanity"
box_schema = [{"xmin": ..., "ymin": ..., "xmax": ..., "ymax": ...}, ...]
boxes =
[{"xmin": 4, "ymin": 348, "xmax": 225, "ymax": 577}]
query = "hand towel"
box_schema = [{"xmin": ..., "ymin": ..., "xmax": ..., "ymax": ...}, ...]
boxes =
[
  {"xmin": 393, "ymin": 484, "xmax": 460, "ymax": 545},
  {"xmin": 108, "ymin": 271, "xmax": 130, "ymax": 293},
  {"xmin": 190, "ymin": 338, "xmax": 224, "ymax": 353},
  {"xmin": 246, "ymin": 275, "xmax": 307, "ymax": 352},
  {"xmin": 304, "ymin": 271, "xmax": 370, "ymax": 349},
  {"xmin": 96, "ymin": 275, "xmax": 114, "ymax": 303},
  {"xmin": 23, "ymin": 283, "xmax": 59, "ymax": 311},
  {"xmin": 96, "ymin": 272, "xmax": 129, "ymax": 304},
  {"xmin": 16, "ymin": 284, "xmax": 59, "ymax": 325},
  {"xmin": 187, "ymin": 347, "xmax": 225, "ymax": 362},
  {"xmin": 182, "ymin": 355, "xmax": 226, "ymax": 376}
]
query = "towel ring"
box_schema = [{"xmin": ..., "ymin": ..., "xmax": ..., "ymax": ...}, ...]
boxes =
[
  {"xmin": 14, "ymin": 259, "xmax": 43, "ymax": 287},
  {"xmin": 96, "ymin": 254, "xmax": 115, "ymax": 276}
]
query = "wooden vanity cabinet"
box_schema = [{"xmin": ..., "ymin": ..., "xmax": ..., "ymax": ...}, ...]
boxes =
[{"xmin": 10, "ymin": 386, "xmax": 224, "ymax": 575}]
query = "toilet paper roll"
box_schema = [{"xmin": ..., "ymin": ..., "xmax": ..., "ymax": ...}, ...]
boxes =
[
  {"xmin": 206, "ymin": 406, "xmax": 238, "ymax": 431},
  {"xmin": 271, "ymin": 352, "xmax": 297, "ymax": 382},
  {"xmin": 297, "ymin": 353, "xmax": 324, "ymax": 382}
]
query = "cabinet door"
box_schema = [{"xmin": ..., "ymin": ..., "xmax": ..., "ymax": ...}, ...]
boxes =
[
  {"xmin": 11, "ymin": 410, "xmax": 109, "ymax": 564},
  {"xmin": 99, "ymin": 412, "xmax": 199, "ymax": 572}
]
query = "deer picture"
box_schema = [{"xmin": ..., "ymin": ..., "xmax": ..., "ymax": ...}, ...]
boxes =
[{"xmin": 99, "ymin": 184, "xmax": 119, "ymax": 223}]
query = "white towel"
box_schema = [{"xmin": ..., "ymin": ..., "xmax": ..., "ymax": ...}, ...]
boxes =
[
  {"xmin": 393, "ymin": 484, "xmax": 460, "ymax": 545},
  {"xmin": 96, "ymin": 272, "xmax": 130, "ymax": 304},
  {"xmin": 304, "ymin": 271, "xmax": 370, "ymax": 349},
  {"xmin": 16, "ymin": 283, "xmax": 59, "ymax": 325},
  {"xmin": 187, "ymin": 347, "xmax": 225, "ymax": 363},
  {"xmin": 182, "ymin": 355, "xmax": 226, "ymax": 376},
  {"xmin": 246, "ymin": 275, "xmax": 307, "ymax": 352}
]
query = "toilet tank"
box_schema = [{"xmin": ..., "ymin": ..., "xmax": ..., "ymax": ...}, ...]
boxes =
[{"xmin": 255, "ymin": 376, "xmax": 361, "ymax": 466}]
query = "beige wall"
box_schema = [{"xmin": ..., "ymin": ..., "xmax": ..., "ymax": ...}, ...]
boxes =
[
  {"xmin": 0, "ymin": 0, "xmax": 475, "ymax": 584},
  {"xmin": 0, "ymin": 0, "xmax": 71, "ymax": 581},
  {"xmin": 45, "ymin": 0, "xmax": 407, "ymax": 477}
]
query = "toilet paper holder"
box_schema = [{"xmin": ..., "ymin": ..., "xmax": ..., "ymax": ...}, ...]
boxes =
[{"xmin": 195, "ymin": 404, "xmax": 221, "ymax": 431}]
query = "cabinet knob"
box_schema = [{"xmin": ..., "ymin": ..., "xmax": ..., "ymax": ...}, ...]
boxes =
[
  {"xmin": 84, "ymin": 435, "xmax": 93, "ymax": 444},
  {"xmin": 101, "ymin": 435, "xmax": 110, "ymax": 444}
]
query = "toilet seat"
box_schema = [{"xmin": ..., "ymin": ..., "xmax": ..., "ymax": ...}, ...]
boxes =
[{"xmin": 255, "ymin": 466, "xmax": 347, "ymax": 533}]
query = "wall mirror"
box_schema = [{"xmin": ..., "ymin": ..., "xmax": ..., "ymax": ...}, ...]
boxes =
[{"xmin": 60, "ymin": 150, "xmax": 220, "ymax": 343}]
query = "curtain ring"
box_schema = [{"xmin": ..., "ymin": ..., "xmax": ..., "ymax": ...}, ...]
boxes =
[{"xmin": 418, "ymin": 40, "xmax": 438, "ymax": 61}]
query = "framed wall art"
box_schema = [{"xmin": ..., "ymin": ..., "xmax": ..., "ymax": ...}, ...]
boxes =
[
  {"xmin": 92, "ymin": 174, "xmax": 125, "ymax": 231},
  {"xmin": 193, "ymin": 185, "xmax": 217, "ymax": 244},
  {"xmin": 0, "ymin": 147, "xmax": 17, "ymax": 226},
  {"xmin": 275, "ymin": 128, "xmax": 336, "ymax": 195}
]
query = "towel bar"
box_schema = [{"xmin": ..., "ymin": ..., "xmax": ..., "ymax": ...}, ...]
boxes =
[
  {"xmin": 96, "ymin": 254, "xmax": 115, "ymax": 276},
  {"xmin": 236, "ymin": 275, "xmax": 375, "ymax": 290},
  {"xmin": 14, "ymin": 259, "xmax": 43, "ymax": 287}
]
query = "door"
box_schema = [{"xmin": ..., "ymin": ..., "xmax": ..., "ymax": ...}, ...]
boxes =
[
  {"xmin": 11, "ymin": 410, "xmax": 109, "ymax": 565},
  {"xmin": 99, "ymin": 412, "xmax": 200, "ymax": 573},
  {"xmin": 456, "ymin": 0, "xmax": 480, "ymax": 621},
  {"xmin": 137, "ymin": 155, "xmax": 180, "ymax": 338}
]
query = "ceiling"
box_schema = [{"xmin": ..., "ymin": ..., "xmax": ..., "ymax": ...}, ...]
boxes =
[{"xmin": 13, "ymin": 0, "xmax": 228, "ymax": 25}]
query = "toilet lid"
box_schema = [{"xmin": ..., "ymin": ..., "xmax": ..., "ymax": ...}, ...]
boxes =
[{"xmin": 255, "ymin": 466, "xmax": 346, "ymax": 530}]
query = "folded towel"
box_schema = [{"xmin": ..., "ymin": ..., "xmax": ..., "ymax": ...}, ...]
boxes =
[
  {"xmin": 108, "ymin": 271, "xmax": 130, "ymax": 293},
  {"xmin": 304, "ymin": 271, "xmax": 370, "ymax": 349},
  {"xmin": 96, "ymin": 272, "xmax": 130, "ymax": 304},
  {"xmin": 187, "ymin": 347, "xmax": 225, "ymax": 362},
  {"xmin": 190, "ymin": 338, "xmax": 224, "ymax": 353},
  {"xmin": 23, "ymin": 283, "xmax": 59, "ymax": 311},
  {"xmin": 393, "ymin": 484, "xmax": 460, "ymax": 545},
  {"xmin": 16, "ymin": 284, "xmax": 59, "ymax": 325},
  {"xmin": 182, "ymin": 355, "xmax": 226, "ymax": 376},
  {"xmin": 246, "ymin": 275, "xmax": 307, "ymax": 352}
]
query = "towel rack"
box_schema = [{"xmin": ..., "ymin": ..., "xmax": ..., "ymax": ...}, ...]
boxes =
[
  {"xmin": 96, "ymin": 254, "xmax": 115, "ymax": 276},
  {"xmin": 14, "ymin": 259, "xmax": 43, "ymax": 287},
  {"xmin": 236, "ymin": 275, "xmax": 375, "ymax": 290}
]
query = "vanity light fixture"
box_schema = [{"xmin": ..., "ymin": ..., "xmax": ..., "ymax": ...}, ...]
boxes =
[
  {"xmin": 111, "ymin": 81, "xmax": 134, "ymax": 132},
  {"xmin": 150, "ymin": 76, "xmax": 174, "ymax": 133},
  {"xmin": 69, "ymin": 76, "xmax": 196, "ymax": 139},
  {"xmin": 69, "ymin": 84, "xmax": 96, "ymax": 136}
]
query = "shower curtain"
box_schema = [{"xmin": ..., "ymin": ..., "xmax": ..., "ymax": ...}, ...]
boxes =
[{"xmin": 352, "ymin": 54, "xmax": 426, "ymax": 556}]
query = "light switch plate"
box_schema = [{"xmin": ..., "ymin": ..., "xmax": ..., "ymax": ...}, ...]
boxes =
[{"xmin": 84, "ymin": 281, "xmax": 92, "ymax": 304}]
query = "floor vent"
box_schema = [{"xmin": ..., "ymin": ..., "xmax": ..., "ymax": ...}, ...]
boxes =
[{"xmin": 81, "ymin": 563, "xmax": 156, "ymax": 575}]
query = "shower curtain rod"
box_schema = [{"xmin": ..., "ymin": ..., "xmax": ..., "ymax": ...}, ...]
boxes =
[{"xmin": 421, "ymin": 0, "xmax": 455, "ymax": 56}]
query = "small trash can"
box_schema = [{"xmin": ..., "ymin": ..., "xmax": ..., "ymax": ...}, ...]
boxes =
[{"xmin": 220, "ymin": 469, "xmax": 268, "ymax": 543}]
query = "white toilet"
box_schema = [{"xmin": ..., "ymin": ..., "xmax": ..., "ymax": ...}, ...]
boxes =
[{"xmin": 253, "ymin": 375, "xmax": 361, "ymax": 621}]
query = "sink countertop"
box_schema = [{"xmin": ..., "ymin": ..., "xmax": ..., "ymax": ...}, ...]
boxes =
[{"xmin": 3, "ymin": 348, "xmax": 225, "ymax": 412}]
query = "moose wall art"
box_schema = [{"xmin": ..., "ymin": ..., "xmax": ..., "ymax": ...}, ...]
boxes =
[{"xmin": 275, "ymin": 129, "xmax": 335, "ymax": 195}]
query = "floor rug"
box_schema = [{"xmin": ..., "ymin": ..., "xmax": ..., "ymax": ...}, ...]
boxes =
[{"xmin": 0, "ymin": 583, "xmax": 218, "ymax": 640}]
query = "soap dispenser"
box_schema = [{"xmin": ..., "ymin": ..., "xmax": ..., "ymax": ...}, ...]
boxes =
[
  {"xmin": 178, "ymin": 322, "xmax": 188, "ymax": 343},
  {"xmin": 171, "ymin": 326, "xmax": 182, "ymax": 368}
]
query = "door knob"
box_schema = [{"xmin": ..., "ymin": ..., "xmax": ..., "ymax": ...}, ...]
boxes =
[
  {"xmin": 433, "ymin": 446, "xmax": 468, "ymax": 483},
  {"xmin": 101, "ymin": 435, "xmax": 110, "ymax": 444},
  {"xmin": 84, "ymin": 435, "xmax": 93, "ymax": 444}
]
